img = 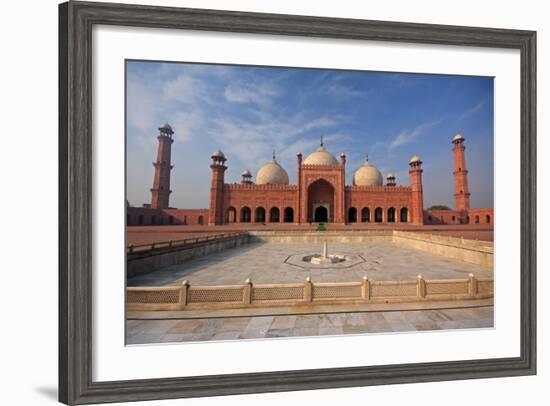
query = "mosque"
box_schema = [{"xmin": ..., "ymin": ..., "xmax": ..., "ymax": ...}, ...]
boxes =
[{"xmin": 127, "ymin": 123, "xmax": 493, "ymax": 227}]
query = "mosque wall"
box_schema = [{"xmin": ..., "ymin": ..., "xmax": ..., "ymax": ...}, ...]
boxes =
[
  {"xmin": 345, "ymin": 186, "xmax": 413, "ymax": 223},
  {"xmin": 423, "ymin": 208, "xmax": 494, "ymax": 225},
  {"xmin": 127, "ymin": 207, "xmax": 209, "ymax": 226},
  {"xmin": 222, "ymin": 184, "xmax": 299, "ymax": 223}
]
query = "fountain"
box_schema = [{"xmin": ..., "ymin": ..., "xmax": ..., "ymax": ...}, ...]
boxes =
[{"xmin": 302, "ymin": 240, "xmax": 346, "ymax": 265}]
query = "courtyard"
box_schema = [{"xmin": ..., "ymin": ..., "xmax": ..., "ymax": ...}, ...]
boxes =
[{"xmin": 127, "ymin": 240, "xmax": 492, "ymax": 287}]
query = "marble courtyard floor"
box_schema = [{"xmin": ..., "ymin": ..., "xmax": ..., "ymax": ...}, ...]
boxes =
[
  {"xmin": 127, "ymin": 241, "xmax": 492, "ymax": 287},
  {"xmin": 126, "ymin": 302, "xmax": 494, "ymax": 344}
]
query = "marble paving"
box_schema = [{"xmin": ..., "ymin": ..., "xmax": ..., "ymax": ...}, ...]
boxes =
[
  {"xmin": 126, "ymin": 305, "xmax": 494, "ymax": 344},
  {"xmin": 128, "ymin": 241, "xmax": 492, "ymax": 287}
]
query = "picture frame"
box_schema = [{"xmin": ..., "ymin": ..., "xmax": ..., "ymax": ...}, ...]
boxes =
[{"xmin": 58, "ymin": 1, "xmax": 536, "ymax": 404}]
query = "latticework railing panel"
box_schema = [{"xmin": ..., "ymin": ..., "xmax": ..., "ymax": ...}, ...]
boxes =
[
  {"xmin": 426, "ymin": 281, "xmax": 469, "ymax": 295},
  {"xmin": 188, "ymin": 287, "xmax": 243, "ymax": 303},
  {"xmin": 370, "ymin": 282, "xmax": 416, "ymax": 297},
  {"xmin": 252, "ymin": 286, "xmax": 304, "ymax": 301},
  {"xmin": 313, "ymin": 285, "xmax": 361, "ymax": 299},
  {"xmin": 127, "ymin": 289, "xmax": 180, "ymax": 304}
]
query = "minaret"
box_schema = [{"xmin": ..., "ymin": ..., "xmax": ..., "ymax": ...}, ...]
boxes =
[
  {"xmin": 386, "ymin": 173, "xmax": 396, "ymax": 186},
  {"xmin": 452, "ymin": 133, "xmax": 471, "ymax": 212},
  {"xmin": 208, "ymin": 149, "xmax": 227, "ymax": 225},
  {"xmin": 296, "ymin": 152, "xmax": 303, "ymax": 224},
  {"xmin": 150, "ymin": 123, "xmax": 174, "ymax": 209},
  {"xmin": 241, "ymin": 169, "xmax": 253, "ymax": 184},
  {"xmin": 409, "ymin": 155, "xmax": 424, "ymax": 225}
]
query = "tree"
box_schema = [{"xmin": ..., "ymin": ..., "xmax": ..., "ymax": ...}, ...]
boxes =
[{"xmin": 427, "ymin": 205, "xmax": 451, "ymax": 210}]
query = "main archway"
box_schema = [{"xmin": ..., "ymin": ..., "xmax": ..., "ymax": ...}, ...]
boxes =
[
  {"xmin": 307, "ymin": 179, "xmax": 334, "ymax": 223},
  {"xmin": 314, "ymin": 206, "xmax": 328, "ymax": 222}
]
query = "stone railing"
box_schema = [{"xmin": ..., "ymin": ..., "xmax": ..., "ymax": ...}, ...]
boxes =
[
  {"xmin": 392, "ymin": 231, "xmax": 493, "ymax": 268},
  {"xmin": 393, "ymin": 231, "xmax": 493, "ymax": 250},
  {"xmin": 127, "ymin": 274, "xmax": 493, "ymax": 311},
  {"xmin": 127, "ymin": 232, "xmax": 250, "ymax": 278},
  {"xmin": 127, "ymin": 232, "xmax": 247, "ymax": 254}
]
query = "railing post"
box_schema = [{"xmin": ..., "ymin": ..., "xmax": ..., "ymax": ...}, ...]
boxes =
[
  {"xmin": 304, "ymin": 277, "xmax": 313, "ymax": 302},
  {"xmin": 168, "ymin": 240, "xmax": 173, "ymax": 248},
  {"xmin": 468, "ymin": 273, "xmax": 478, "ymax": 297},
  {"xmin": 417, "ymin": 275, "xmax": 426, "ymax": 298},
  {"xmin": 361, "ymin": 276, "xmax": 370, "ymax": 300},
  {"xmin": 128, "ymin": 245, "xmax": 134, "ymax": 254},
  {"xmin": 243, "ymin": 278, "xmax": 252, "ymax": 305},
  {"xmin": 179, "ymin": 280, "xmax": 189, "ymax": 309}
]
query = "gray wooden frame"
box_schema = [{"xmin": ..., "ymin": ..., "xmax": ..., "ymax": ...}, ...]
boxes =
[{"xmin": 59, "ymin": 1, "xmax": 537, "ymax": 404}]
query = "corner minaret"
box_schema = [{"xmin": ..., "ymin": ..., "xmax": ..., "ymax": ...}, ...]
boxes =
[
  {"xmin": 452, "ymin": 133, "xmax": 471, "ymax": 211},
  {"xmin": 150, "ymin": 123, "xmax": 174, "ymax": 209},
  {"xmin": 409, "ymin": 155, "xmax": 424, "ymax": 225},
  {"xmin": 208, "ymin": 149, "xmax": 227, "ymax": 225}
]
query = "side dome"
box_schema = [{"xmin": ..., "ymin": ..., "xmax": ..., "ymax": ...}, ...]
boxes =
[
  {"xmin": 256, "ymin": 155, "xmax": 289, "ymax": 185},
  {"xmin": 303, "ymin": 138, "xmax": 339, "ymax": 165},
  {"xmin": 353, "ymin": 157, "xmax": 383, "ymax": 186}
]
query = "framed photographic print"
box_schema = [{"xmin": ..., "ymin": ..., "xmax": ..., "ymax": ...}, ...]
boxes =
[{"xmin": 59, "ymin": 1, "xmax": 536, "ymax": 404}]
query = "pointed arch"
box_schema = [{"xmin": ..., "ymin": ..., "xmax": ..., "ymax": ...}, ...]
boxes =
[
  {"xmin": 255, "ymin": 207, "xmax": 266, "ymax": 223},
  {"xmin": 284, "ymin": 207, "xmax": 294, "ymax": 223},
  {"xmin": 361, "ymin": 207, "xmax": 370, "ymax": 222},
  {"xmin": 348, "ymin": 207, "xmax": 357, "ymax": 223},
  {"xmin": 387, "ymin": 207, "xmax": 396, "ymax": 223},
  {"xmin": 240, "ymin": 206, "xmax": 251, "ymax": 223},
  {"xmin": 374, "ymin": 207, "xmax": 383, "ymax": 223},
  {"xmin": 269, "ymin": 207, "xmax": 280, "ymax": 223},
  {"xmin": 400, "ymin": 207, "xmax": 408, "ymax": 223},
  {"xmin": 226, "ymin": 206, "xmax": 236, "ymax": 223}
]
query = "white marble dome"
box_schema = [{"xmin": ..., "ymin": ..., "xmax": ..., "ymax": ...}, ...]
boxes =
[
  {"xmin": 353, "ymin": 157, "xmax": 383, "ymax": 186},
  {"xmin": 409, "ymin": 155, "xmax": 422, "ymax": 164},
  {"xmin": 303, "ymin": 140, "xmax": 339, "ymax": 165},
  {"xmin": 256, "ymin": 157, "xmax": 289, "ymax": 185}
]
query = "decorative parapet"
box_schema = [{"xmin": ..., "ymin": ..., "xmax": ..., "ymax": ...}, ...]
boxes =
[
  {"xmin": 225, "ymin": 183, "xmax": 299, "ymax": 191},
  {"xmin": 301, "ymin": 164, "xmax": 343, "ymax": 169},
  {"xmin": 345, "ymin": 185, "xmax": 412, "ymax": 192},
  {"xmin": 127, "ymin": 275, "xmax": 493, "ymax": 311}
]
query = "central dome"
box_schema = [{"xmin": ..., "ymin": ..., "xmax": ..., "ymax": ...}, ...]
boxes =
[
  {"xmin": 353, "ymin": 157, "xmax": 383, "ymax": 186},
  {"xmin": 256, "ymin": 154, "xmax": 289, "ymax": 185},
  {"xmin": 303, "ymin": 138, "xmax": 339, "ymax": 166}
]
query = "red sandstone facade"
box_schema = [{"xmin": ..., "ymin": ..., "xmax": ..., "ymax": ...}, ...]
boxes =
[{"xmin": 127, "ymin": 126, "xmax": 493, "ymax": 227}]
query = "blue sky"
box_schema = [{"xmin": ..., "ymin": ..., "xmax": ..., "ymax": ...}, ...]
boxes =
[{"xmin": 126, "ymin": 61, "xmax": 494, "ymax": 209}]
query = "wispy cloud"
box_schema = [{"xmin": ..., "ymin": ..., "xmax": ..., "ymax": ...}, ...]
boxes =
[
  {"xmin": 389, "ymin": 120, "xmax": 440, "ymax": 150},
  {"xmin": 224, "ymin": 82, "xmax": 280, "ymax": 106},
  {"xmin": 212, "ymin": 113, "xmax": 340, "ymax": 175},
  {"xmin": 457, "ymin": 99, "xmax": 486, "ymax": 121},
  {"xmin": 325, "ymin": 83, "xmax": 364, "ymax": 98}
]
